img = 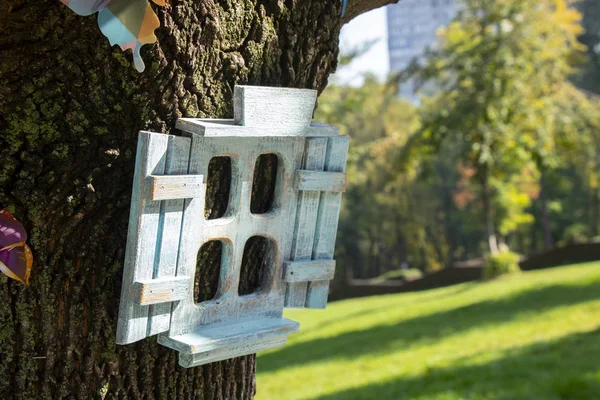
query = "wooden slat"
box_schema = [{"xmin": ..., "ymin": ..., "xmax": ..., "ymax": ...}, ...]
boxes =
[
  {"xmin": 234, "ymin": 86, "xmax": 316, "ymax": 134},
  {"xmin": 178, "ymin": 337, "xmax": 288, "ymax": 368},
  {"xmin": 167, "ymin": 134, "xmax": 205, "ymax": 337},
  {"xmin": 295, "ymin": 170, "xmax": 346, "ymax": 192},
  {"xmin": 285, "ymin": 137, "xmax": 328, "ymax": 307},
  {"xmin": 282, "ymin": 260, "xmax": 336, "ymax": 283},
  {"xmin": 147, "ymin": 136, "xmax": 192, "ymax": 336},
  {"xmin": 306, "ymin": 123, "xmax": 340, "ymax": 137},
  {"xmin": 161, "ymin": 317, "xmax": 299, "ymax": 367},
  {"xmin": 305, "ymin": 135, "xmax": 350, "ymax": 309},
  {"xmin": 176, "ymin": 119, "xmax": 340, "ymax": 138},
  {"xmin": 135, "ymin": 276, "xmax": 192, "ymax": 305},
  {"xmin": 116, "ymin": 132, "xmax": 168, "ymax": 345},
  {"xmin": 149, "ymin": 174, "xmax": 203, "ymax": 201}
]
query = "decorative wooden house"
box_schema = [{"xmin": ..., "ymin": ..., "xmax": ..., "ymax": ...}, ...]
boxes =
[{"xmin": 116, "ymin": 86, "xmax": 349, "ymax": 367}]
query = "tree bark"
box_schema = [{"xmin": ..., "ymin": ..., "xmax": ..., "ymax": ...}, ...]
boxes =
[
  {"xmin": 591, "ymin": 191, "xmax": 600, "ymax": 239},
  {"xmin": 539, "ymin": 173, "xmax": 553, "ymax": 251},
  {"xmin": 0, "ymin": 0, "xmax": 394, "ymax": 398},
  {"xmin": 342, "ymin": 0, "xmax": 397, "ymax": 24},
  {"xmin": 479, "ymin": 170, "xmax": 498, "ymax": 255}
]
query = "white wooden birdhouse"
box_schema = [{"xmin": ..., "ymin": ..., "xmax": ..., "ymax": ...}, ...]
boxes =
[{"xmin": 116, "ymin": 85, "xmax": 349, "ymax": 368}]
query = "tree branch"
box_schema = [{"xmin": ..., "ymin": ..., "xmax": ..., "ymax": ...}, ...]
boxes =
[{"xmin": 342, "ymin": 0, "xmax": 400, "ymax": 24}]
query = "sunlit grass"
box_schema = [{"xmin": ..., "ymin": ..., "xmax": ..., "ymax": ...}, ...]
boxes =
[{"xmin": 256, "ymin": 262, "xmax": 600, "ymax": 400}]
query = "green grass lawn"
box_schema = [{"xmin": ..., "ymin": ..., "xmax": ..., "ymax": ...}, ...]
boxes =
[{"xmin": 256, "ymin": 262, "xmax": 600, "ymax": 400}]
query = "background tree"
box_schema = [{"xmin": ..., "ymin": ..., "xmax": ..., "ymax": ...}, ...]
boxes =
[
  {"xmin": 0, "ymin": 0, "xmax": 394, "ymax": 398},
  {"xmin": 305, "ymin": 0, "xmax": 600, "ymax": 287},
  {"xmin": 315, "ymin": 76, "xmax": 453, "ymax": 283},
  {"xmin": 574, "ymin": 0, "xmax": 600, "ymax": 93},
  {"xmin": 403, "ymin": 0, "xmax": 586, "ymax": 255}
]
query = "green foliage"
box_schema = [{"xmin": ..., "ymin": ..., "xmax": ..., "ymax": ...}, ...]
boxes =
[
  {"xmin": 337, "ymin": 40, "xmax": 379, "ymax": 67},
  {"xmin": 403, "ymin": 0, "xmax": 588, "ymax": 253},
  {"xmin": 316, "ymin": 77, "xmax": 450, "ymax": 279},
  {"xmin": 492, "ymin": 174, "xmax": 536, "ymax": 236},
  {"xmin": 483, "ymin": 249, "xmax": 521, "ymax": 280},
  {"xmin": 370, "ymin": 268, "xmax": 424, "ymax": 284},
  {"xmin": 257, "ymin": 262, "xmax": 600, "ymax": 400},
  {"xmin": 317, "ymin": 1, "xmax": 600, "ymax": 280},
  {"xmin": 560, "ymin": 223, "xmax": 591, "ymax": 246}
]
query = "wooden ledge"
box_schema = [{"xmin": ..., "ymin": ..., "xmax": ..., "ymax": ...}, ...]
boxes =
[
  {"xmin": 176, "ymin": 118, "xmax": 341, "ymax": 137},
  {"xmin": 158, "ymin": 317, "xmax": 299, "ymax": 366}
]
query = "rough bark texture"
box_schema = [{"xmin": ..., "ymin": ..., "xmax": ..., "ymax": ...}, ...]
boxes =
[
  {"xmin": 341, "ymin": 0, "xmax": 397, "ymax": 24},
  {"xmin": 0, "ymin": 0, "xmax": 354, "ymax": 398}
]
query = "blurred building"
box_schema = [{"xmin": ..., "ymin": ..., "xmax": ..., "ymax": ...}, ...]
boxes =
[{"xmin": 387, "ymin": 0, "xmax": 459, "ymax": 101}]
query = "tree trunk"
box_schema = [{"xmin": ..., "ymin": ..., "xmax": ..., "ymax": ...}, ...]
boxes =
[
  {"xmin": 0, "ymin": 0, "xmax": 395, "ymax": 398},
  {"xmin": 592, "ymin": 190, "xmax": 600, "ymax": 239},
  {"xmin": 479, "ymin": 170, "xmax": 498, "ymax": 255},
  {"xmin": 539, "ymin": 173, "xmax": 553, "ymax": 251}
]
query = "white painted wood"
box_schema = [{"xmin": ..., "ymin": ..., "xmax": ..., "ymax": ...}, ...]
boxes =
[
  {"xmin": 306, "ymin": 135, "xmax": 350, "ymax": 309},
  {"xmin": 147, "ymin": 136, "xmax": 192, "ymax": 336},
  {"xmin": 176, "ymin": 119, "xmax": 340, "ymax": 137},
  {"xmin": 158, "ymin": 317, "xmax": 298, "ymax": 357},
  {"xmin": 178, "ymin": 337, "xmax": 288, "ymax": 368},
  {"xmin": 116, "ymin": 132, "xmax": 168, "ymax": 345},
  {"xmin": 308, "ymin": 122, "xmax": 340, "ymax": 137},
  {"xmin": 134, "ymin": 276, "xmax": 192, "ymax": 305},
  {"xmin": 285, "ymin": 137, "xmax": 328, "ymax": 308},
  {"xmin": 165, "ymin": 135, "xmax": 304, "ymax": 323},
  {"xmin": 295, "ymin": 170, "xmax": 346, "ymax": 192},
  {"xmin": 161, "ymin": 131, "xmax": 305, "ymax": 366},
  {"xmin": 282, "ymin": 260, "xmax": 336, "ymax": 283},
  {"xmin": 149, "ymin": 174, "xmax": 203, "ymax": 201},
  {"xmin": 234, "ymin": 86, "xmax": 317, "ymax": 134},
  {"xmin": 117, "ymin": 85, "xmax": 348, "ymax": 366}
]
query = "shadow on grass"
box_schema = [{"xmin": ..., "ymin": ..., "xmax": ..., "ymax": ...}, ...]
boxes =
[
  {"xmin": 259, "ymin": 281, "xmax": 600, "ymax": 374},
  {"xmin": 311, "ymin": 327, "xmax": 600, "ymax": 400},
  {"xmin": 292, "ymin": 285, "xmax": 478, "ymax": 341}
]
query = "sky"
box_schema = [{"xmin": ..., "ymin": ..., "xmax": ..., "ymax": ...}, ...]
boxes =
[{"xmin": 331, "ymin": 7, "xmax": 390, "ymax": 86}]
